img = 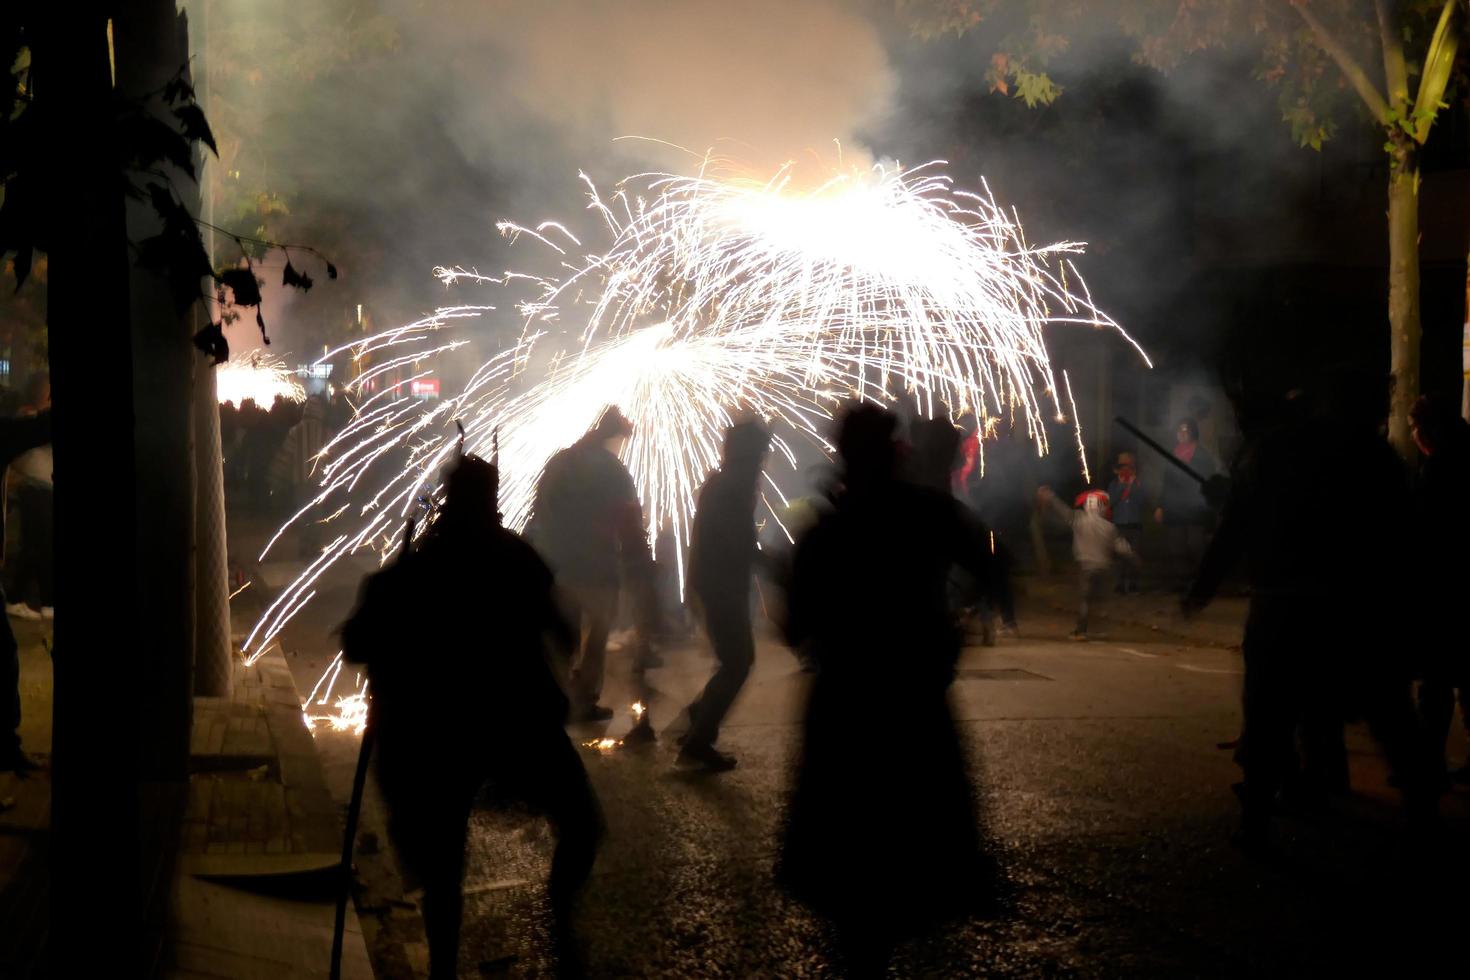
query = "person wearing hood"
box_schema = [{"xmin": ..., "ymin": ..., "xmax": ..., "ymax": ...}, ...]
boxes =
[{"xmin": 679, "ymin": 418, "xmax": 771, "ymax": 771}]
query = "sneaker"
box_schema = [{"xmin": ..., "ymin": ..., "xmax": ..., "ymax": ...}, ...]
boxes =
[
  {"xmin": 39, "ymin": 607, "xmax": 53, "ymax": 620},
  {"xmin": 997, "ymin": 622, "xmax": 1019, "ymax": 639},
  {"xmin": 1067, "ymin": 630, "xmax": 1088, "ymax": 642},
  {"xmin": 677, "ymin": 741, "xmax": 737, "ymax": 772},
  {"xmin": 569, "ymin": 704, "xmax": 614, "ymax": 723},
  {"xmin": 5, "ymin": 603, "xmax": 40, "ymax": 621}
]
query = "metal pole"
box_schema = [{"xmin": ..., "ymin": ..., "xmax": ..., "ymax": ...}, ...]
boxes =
[
  {"xmin": 1113, "ymin": 416, "xmax": 1205, "ymax": 485},
  {"xmin": 330, "ymin": 724, "xmax": 374, "ymax": 980}
]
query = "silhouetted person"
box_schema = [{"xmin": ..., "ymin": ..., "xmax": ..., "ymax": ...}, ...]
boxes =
[
  {"xmin": 780, "ymin": 404, "xmax": 994, "ymax": 974},
  {"xmin": 913, "ymin": 413, "xmax": 1010, "ymax": 643},
  {"xmin": 1409, "ymin": 394, "xmax": 1470, "ymax": 782},
  {"xmin": 0, "ymin": 407, "xmax": 51, "ymax": 773},
  {"xmin": 533, "ymin": 407, "xmax": 651, "ymax": 721},
  {"xmin": 1184, "ymin": 373, "xmax": 1436, "ymax": 852},
  {"xmin": 342, "ymin": 455, "xmax": 603, "ymax": 979},
  {"xmin": 1155, "ymin": 417, "xmax": 1218, "ymax": 589},
  {"xmin": 1106, "ymin": 451, "xmax": 1144, "ymax": 593},
  {"xmin": 678, "ymin": 420, "xmax": 771, "ymax": 771}
]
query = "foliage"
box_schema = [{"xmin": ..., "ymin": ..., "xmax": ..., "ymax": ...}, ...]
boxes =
[
  {"xmin": 0, "ymin": 14, "xmax": 334, "ymax": 365},
  {"xmin": 898, "ymin": 1, "xmax": 1464, "ymax": 153}
]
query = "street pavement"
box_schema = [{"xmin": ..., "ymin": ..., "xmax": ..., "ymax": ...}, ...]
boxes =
[{"xmin": 270, "ymin": 574, "xmax": 1470, "ymax": 980}]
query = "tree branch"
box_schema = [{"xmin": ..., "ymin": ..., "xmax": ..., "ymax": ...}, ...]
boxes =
[
  {"xmin": 1411, "ymin": 0, "xmax": 1460, "ymax": 143},
  {"xmin": 1375, "ymin": 0, "xmax": 1409, "ymax": 111},
  {"xmin": 1291, "ymin": 0, "xmax": 1392, "ymax": 125}
]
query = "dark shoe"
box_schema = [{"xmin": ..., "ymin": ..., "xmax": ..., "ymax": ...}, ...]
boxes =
[
  {"xmin": 1067, "ymin": 630, "xmax": 1088, "ymax": 642},
  {"xmin": 570, "ymin": 704, "xmax": 614, "ymax": 723},
  {"xmin": 623, "ymin": 718, "xmax": 657, "ymax": 746},
  {"xmin": 677, "ymin": 741, "xmax": 737, "ymax": 772}
]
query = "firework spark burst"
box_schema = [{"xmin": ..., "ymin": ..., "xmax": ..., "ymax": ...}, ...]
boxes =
[
  {"xmin": 217, "ymin": 349, "xmax": 307, "ymax": 407},
  {"xmin": 249, "ymin": 157, "xmax": 1145, "ymax": 725}
]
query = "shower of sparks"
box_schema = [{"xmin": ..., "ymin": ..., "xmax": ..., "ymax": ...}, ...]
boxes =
[
  {"xmin": 245, "ymin": 156, "xmax": 1146, "ymax": 731},
  {"xmin": 217, "ymin": 349, "xmax": 306, "ymax": 407},
  {"xmin": 303, "ymin": 651, "xmax": 369, "ymax": 736},
  {"xmin": 1062, "ymin": 369, "xmax": 1090, "ymax": 485}
]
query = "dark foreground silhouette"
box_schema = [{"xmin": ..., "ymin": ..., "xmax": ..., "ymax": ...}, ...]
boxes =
[
  {"xmin": 780, "ymin": 403, "xmax": 998, "ymax": 974},
  {"xmin": 343, "ymin": 454, "xmax": 603, "ymax": 978}
]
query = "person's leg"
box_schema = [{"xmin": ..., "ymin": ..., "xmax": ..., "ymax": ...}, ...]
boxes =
[
  {"xmin": 0, "ymin": 599, "xmax": 21, "ymax": 762},
  {"xmin": 1121, "ymin": 526, "xmax": 1143, "ymax": 591},
  {"xmin": 568, "ymin": 583, "xmax": 615, "ymax": 711},
  {"xmin": 1236, "ymin": 609, "xmax": 1300, "ymax": 845},
  {"xmin": 35, "ymin": 489, "xmax": 53, "ymax": 609},
  {"xmin": 1075, "ymin": 568, "xmax": 1092, "ymax": 634},
  {"xmin": 1360, "ymin": 672, "xmax": 1441, "ymax": 822},
  {"xmin": 684, "ymin": 599, "xmax": 755, "ymax": 749},
  {"xmin": 512, "ymin": 731, "xmax": 604, "ymax": 976},
  {"xmin": 381, "ymin": 762, "xmax": 474, "ymax": 980},
  {"xmin": 992, "ymin": 537, "xmax": 1018, "ymax": 628}
]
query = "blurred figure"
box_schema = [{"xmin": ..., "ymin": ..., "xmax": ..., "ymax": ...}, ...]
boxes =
[
  {"xmin": 1154, "ymin": 418, "xmax": 1218, "ymax": 589},
  {"xmin": 1038, "ymin": 486, "xmax": 1137, "ymax": 640},
  {"xmin": 780, "ymin": 404, "xmax": 994, "ymax": 974},
  {"xmin": 951, "ymin": 409, "xmax": 981, "ymax": 500},
  {"xmin": 1184, "ymin": 371, "xmax": 1436, "ymax": 852},
  {"xmin": 1106, "ymin": 451, "xmax": 1144, "ymax": 593},
  {"xmin": 678, "ymin": 419, "xmax": 771, "ymax": 771},
  {"xmin": 533, "ymin": 406, "xmax": 652, "ymax": 722},
  {"xmin": 1409, "ymin": 394, "xmax": 1470, "ymax": 782},
  {"xmin": 0, "ymin": 404, "xmax": 51, "ymax": 772},
  {"xmin": 914, "ymin": 413, "xmax": 1013, "ymax": 643},
  {"xmin": 7, "ymin": 374, "xmax": 52, "ymax": 620},
  {"xmin": 342, "ymin": 454, "xmax": 602, "ymax": 979}
]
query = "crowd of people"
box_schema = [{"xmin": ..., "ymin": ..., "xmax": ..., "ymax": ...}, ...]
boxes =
[
  {"xmin": 219, "ymin": 393, "xmax": 352, "ymax": 514},
  {"xmin": 332, "ymin": 378, "xmax": 1470, "ymax": 977}
]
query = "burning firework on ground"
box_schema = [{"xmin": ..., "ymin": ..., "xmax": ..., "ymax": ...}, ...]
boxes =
[
  {"xmin": 246, "ymin": 156, "xmax": 1144, "ymax": 727},
  {"xmin": 217, "ymin": 348, "xmax": 307, "ymax": 407}
]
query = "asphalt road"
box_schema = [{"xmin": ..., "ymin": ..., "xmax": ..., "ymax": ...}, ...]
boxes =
[{"xmin": 275, "ymin": 577, "xmax": 1470, "ymax": 979}]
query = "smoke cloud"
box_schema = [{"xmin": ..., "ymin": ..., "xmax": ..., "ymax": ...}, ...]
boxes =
[{"xmin": 407, "ymin": 0, "xmax": 896, "ymax": 172}]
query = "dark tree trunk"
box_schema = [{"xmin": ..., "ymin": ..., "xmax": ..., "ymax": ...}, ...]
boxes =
[{"xmin": 34, "ymin": 5, "xmax": 145, "ymax": 975}]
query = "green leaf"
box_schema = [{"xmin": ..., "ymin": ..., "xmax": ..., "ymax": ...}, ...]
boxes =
[{"xmin": 1013, "ymin": 68, "xmax": 1061, "ymax": 108}]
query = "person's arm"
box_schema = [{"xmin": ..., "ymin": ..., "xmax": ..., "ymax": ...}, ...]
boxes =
[
  {"xmin": 0, "ymin": 410, "xmax": 51, "ymax": 468},
  {"xmin": 1036, "ymin": 486, "xmax": 1074, "ymax": 527}
]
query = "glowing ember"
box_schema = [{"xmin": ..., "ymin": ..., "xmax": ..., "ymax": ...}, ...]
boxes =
[
  {"xmin": 631, "ymin": 701, "xmax": 646, "ymax": 721},
  {"xmin": 584, "ymin": 737, "xmax": 622, "ymax": 754},
  {"xmin": 217, "ymin": 349, "xmax": 306, "ymax": 407},
  {"xmin": 265, "ymin": 156, "xmax": 1145, "ymax": 730}
]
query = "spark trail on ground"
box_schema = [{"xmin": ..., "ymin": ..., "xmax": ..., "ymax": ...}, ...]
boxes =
[{"xmin": 242, "ymin": 157, "xmax": 1143, "ymax": 730}]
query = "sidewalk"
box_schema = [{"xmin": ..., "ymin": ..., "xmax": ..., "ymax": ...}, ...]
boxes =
[
  {"xmin": 166, "ymin": 646, "xmax": 373, "ymax": 979},
  {"xmin": 0, "ymin": 618, "xmax": 52, "ymax": 978},
  {"xmin": 0, "ymin": 610, "xmax": 373, "ymax": 979}
]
